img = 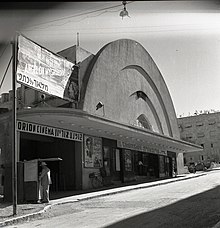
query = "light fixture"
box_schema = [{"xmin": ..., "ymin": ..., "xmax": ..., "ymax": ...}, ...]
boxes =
[
  {"xmin": 119, "ymin": 1, "xmax": 130, "ymax": 19},
  {"xmin": 96, "ymin": 101, "xmax": 104, "ymax": 110},
  {"xmin": 96, "ymin": 101, "xmax": 105, "ymax": 116}
]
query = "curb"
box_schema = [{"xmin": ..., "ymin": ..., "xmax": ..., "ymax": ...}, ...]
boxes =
[
  {"xmin": 0, "ymin": 205, "xmax": 51, "ymax": 227},
  {"xmin": 212, "ymin": 221, "xmax": 220, "ymax": 228},
  {"xmin": 0, "ymin": 173, "xmax": 207, "ymax": 226},
  {"xmin": 69, "ymin": 173, "xmax": 207, "ymax": 202}
]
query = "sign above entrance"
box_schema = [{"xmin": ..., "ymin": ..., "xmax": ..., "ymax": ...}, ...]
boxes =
[
  {"xmin": 16, "ymin": 34, "xmax": 76, "ymax": 100},
  {"xmin": 117, "ymin": 140, "xmax": 167, "ymax": 156},
  {"xmin": 17, "ymin": 120, "xmax": 83, "ymax": 142}
]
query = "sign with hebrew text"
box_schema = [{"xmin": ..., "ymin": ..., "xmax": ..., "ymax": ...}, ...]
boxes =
[{"xmin": 16, "ymin": 34, "xmax": 76, "ymax": 100}]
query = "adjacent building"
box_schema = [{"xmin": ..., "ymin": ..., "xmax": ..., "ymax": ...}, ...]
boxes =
[
  {"xmin": 178, "ymin": 112, "xmax": 220, "ymax": 165},
  {"xmin": 0, "ymin": 39, "xmax": 201, "ymax": 201}
]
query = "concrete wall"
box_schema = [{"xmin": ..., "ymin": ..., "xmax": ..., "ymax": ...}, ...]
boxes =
[{"xmin": 81, "ymin": 39, "xmax": 179, "ymax": 140}]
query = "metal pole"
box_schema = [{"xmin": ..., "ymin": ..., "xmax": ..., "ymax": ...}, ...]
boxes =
[{"xmin": 12, "ymin": 34, "xmax": 17, "ymax": 215}]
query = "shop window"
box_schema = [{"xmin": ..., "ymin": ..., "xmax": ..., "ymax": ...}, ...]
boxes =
[
  {"xmin": 103, "ymin": 146, "xmax": 111, "ymax": 176},
  {"xmin": 159, "ymin": 156, "xmax": 165, "ymax": 175},
  {"xmin": 115, "ymin": 149, "xmax": 120, "ymax": 171}
]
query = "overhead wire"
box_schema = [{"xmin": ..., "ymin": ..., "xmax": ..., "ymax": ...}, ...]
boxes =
[
  {"xmin": 0, "ymin": 56, "xmax": 12, "ymax": 90},
  {"xmin": 26, "ymin": 1, "xmax": 134, "ymax": 30},
  {"xmin": 0, "ymin": 42, "xmax": 10, "ymax": 61},
  {"xmin": 23, "ymin": 25, "xmax": 220, "ymax": 37},
  {"xmin": 23, "ymin": 8, "xmax": 122, "ymax": 31}
]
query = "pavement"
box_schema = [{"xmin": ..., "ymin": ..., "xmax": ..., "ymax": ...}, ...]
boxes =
[{"xmin": 0, "ymin": 171, "xmax": 219, "ymax": 227}]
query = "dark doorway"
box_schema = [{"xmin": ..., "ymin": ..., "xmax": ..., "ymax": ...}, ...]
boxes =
[{"xmin": 20, "ymin": 132, "xmax": 76, "ymax": 191}]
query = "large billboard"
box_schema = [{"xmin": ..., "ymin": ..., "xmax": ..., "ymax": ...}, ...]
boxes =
[{"xmin": 16, "ymin": 34, "xmax": 78, "ymax": 101}]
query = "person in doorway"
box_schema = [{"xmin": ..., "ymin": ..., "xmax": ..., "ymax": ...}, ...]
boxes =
[
  {"xmin": 38, "ymin": 162, "xmax": 52, "ymax": 203},
  {"xmin": 138, "ymin": 160, "xmax": 143, "ymax": 175}
]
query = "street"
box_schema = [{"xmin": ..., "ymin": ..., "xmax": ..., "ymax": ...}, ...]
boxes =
[{"xmin": 7, "ymin": 169, "xmax": 220, "ymax": 228}]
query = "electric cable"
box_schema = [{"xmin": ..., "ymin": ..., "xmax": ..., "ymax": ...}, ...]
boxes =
[
  {"xmin": 26, "ymin": 1, "xmax": 134, "ymax": 29},
  {"xmin": 0, "ymin": 56, "xmax": 12, "ymax": 90},
  {"xmin": 0, "ymin": 42, "xmax": 10, "ymax": 61}
]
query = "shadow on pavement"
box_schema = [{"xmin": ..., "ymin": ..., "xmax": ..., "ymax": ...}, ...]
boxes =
[
  {"xmin": 50, "ymin": 176, "xmax": 180, "ymax": 200},
  {"xmin": 104, "ymin": 185, "xmax": 220, "ymax": 228}
]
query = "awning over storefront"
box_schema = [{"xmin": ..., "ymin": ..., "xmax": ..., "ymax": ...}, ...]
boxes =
[{"xmin": 17, "ymin": 108, "xmax": 202, "ymax": 153}]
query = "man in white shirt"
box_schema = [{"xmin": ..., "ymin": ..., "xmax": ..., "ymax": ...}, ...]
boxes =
[{"xmin": 38, "ymin": 162, "xmax": 52, "ymax": 203}]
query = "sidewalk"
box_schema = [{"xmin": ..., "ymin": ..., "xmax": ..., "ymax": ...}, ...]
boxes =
[{"xmin": 0, "ymin": 172, "xmax": 209, "ymax": 227}]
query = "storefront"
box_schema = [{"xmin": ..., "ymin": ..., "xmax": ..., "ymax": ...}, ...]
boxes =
[{"xmin": 0, "ymin": 38, "xmax": 202, "ymax": 201}]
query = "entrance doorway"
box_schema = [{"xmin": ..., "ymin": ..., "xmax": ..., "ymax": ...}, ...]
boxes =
[{"xmin": 20, "ymin": 132, "xmax": 76, "ymax": 191}]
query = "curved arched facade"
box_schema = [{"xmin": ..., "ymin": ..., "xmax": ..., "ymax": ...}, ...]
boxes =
[{"xmin": 80, "ymin": 39, "xmax": 179, "ymax": 139}]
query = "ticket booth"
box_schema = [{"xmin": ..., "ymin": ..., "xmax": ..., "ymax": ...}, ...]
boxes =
[{"xmin": 23, "ymin": 158, "xmax": 62, "ymax": 202}]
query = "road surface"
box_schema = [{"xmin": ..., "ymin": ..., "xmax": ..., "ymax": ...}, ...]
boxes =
[{"xmin": 7, "ymin": 169, "xmax": 220, "ymax": 228}]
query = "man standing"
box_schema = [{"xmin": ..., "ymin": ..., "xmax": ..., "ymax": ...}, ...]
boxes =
[{"xmin": 38, "ymin": 162, "xmax": 52, "ymax": 203}]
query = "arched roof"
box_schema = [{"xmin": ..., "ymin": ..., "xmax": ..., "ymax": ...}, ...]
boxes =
[{"xmin": 80, "ymin": 39, "xmax": 180, "ymax": 139}]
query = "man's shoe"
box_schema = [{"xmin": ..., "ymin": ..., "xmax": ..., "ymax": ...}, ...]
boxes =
[{"xmin": 42, "ymin": 200, "xmax": 49, "ymax": 203}]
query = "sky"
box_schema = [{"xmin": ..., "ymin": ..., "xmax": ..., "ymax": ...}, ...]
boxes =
[{"xmin": 1, "ymin": 1, "xmax": 220, "ymax": 118}]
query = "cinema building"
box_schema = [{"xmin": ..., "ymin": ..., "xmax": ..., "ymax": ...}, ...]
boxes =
[{"xmin": 0, "ymin": 39, "xmax": 201, "ymax": 201}]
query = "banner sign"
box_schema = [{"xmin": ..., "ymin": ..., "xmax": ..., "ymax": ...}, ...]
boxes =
[
  {"xmin": 84, "ymin": 135, "xmax": 103, "ymax": 168},
  {"xmin": 117, "ymin": 140, "xmax": 167, "ymax": 156},
  {"xmin": 16, "ymin": 35, "xmax": 77, "ymax": 100},
  {"xmin": 17, "ymin": 120, "xmax": 83, "ymax": 142}
]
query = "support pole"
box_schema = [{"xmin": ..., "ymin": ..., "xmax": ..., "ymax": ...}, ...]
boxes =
[{"xmin": 12, "ymin": 34, "xmax": 17, "ymax": 215}]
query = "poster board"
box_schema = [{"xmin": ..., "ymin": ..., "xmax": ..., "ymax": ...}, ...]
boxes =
[
  {"xmin": 84, "ymin": 135, "xmax": 103, "ymax": 168},
  {"xmin": 24, "ymin": 160, "xmax": 38, "ymax": 182},
  {"xmin": 124, "ymin": 149, "xmax": 132, "ymax": 171}
]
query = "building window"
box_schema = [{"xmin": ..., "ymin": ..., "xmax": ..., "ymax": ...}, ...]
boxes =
[
  {"xmin": 211, "ymin": 143, "xmax": 214, "ymax": 148},
  {"xmin": 201, "ymin": 144, "xmax": 204, "ymax": 148},
  {"xmin": 200, "ymin": 155, "xmax": 204, "ymax": 161}
]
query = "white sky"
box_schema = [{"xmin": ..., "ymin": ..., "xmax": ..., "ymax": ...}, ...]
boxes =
[{"xmin": 1, "ymin": 1, "xmax": 220, "ymax": 117}]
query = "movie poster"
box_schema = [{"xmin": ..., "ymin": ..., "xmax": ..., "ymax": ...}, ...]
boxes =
[{"xmin": 84, "ymin": 135, "xmax": 103, "ymax": 168}]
